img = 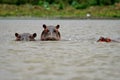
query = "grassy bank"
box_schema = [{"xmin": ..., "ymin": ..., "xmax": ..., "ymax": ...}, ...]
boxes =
[{"xmin": 0, "ymin": 4, "xmax": 120, "ymax": 19}]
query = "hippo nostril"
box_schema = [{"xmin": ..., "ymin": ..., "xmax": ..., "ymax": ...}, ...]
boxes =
[{"xmin": 46, "ymin": 37, "xmax": 56, "ymax": 40}]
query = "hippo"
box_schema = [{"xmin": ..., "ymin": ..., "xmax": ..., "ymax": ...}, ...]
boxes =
[
  {"xmin": 97, "ymin": 37, "xmax": 120, "ymax": 43},
  {"xmin": 41, "ymin": 24, "xmax": 61, "ymax": 41},
  {"xmin": 15, "ymin": 33, "xmax": 37, "ymax": 41},
  {"xmin": 97, "ymin": 37, "xmax": 111, "ymax": 42}
]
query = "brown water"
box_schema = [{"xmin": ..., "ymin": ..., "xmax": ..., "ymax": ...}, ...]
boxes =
[{"xmin": 0, "ymin": 19, "xmax": 120, "ymax": 80}]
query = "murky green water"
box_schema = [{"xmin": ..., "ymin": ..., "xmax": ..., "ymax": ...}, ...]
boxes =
[{"xmin": 0, "ymin": 19, "xmax": 120, "ymax": 80}]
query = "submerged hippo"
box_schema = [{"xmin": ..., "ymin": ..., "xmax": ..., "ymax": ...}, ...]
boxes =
[
  {"xmin": 15, "ymin": 33, "xmax": 37, "ymax": 41},
  {"xmin": 41, "ymin": 24, "xmax": 61, "ymax": 41},
  {"xmin": 97, "ymin": 36, "xmax": 120, "ymax": 43},
  {"xmin": 97, "ymin": 37, "xmax": 111, "ymax": 42}
]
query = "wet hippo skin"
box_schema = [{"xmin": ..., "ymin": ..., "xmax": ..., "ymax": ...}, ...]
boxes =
[
  {"xmin": 41, "ymin": 24, "xmax": 61, "ymax": 41},
  {"xmin": 97, "ymin": 37, "xmax": 111, "ymax": 42},
  {"xmin": 15, "ymin": 33, "xmax": 37, "ymax": 41},
  {"xmin": 97, "ymin": 37, "xmax": 120, "ymax": 43}
]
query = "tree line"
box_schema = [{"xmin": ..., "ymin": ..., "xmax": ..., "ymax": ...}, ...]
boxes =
[{"xmin": 0, "ymin": 0, "xmax": 120, "ymax": 9}]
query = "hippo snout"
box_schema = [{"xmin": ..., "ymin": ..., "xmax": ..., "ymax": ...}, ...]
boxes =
[{"xmin": 46, "ymin": 37, "xmax": 58, "ymax": 41}]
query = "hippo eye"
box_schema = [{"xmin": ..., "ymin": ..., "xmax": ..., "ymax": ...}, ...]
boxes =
[
  {"xmin": 18, "ymin": 35, "xmax": 21, "ymax": 38},
  {"xmin": 45, "ymin": 29, "xmax": 49, "ymax": 33},
  {"xmin": 47, "ymin": 30, "xmax": 49, "ymax": 32},
  {"xmin": 29, "ymin": 35, "xmax": 32, "ymax": 38},
  {"xmin": 54, "ymin": 29, "xmax": 57, "ymax": 33}
]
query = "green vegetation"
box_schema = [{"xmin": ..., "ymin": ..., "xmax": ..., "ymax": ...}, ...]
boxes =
[{"xmin": 0, "ymin": 0, "xmax": 120, "ymax": 18}]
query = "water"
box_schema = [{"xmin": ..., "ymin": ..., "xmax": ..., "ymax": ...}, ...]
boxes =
[{"xmin": 0, "ymin": 19, "xmax": 120, "ymax": 80}]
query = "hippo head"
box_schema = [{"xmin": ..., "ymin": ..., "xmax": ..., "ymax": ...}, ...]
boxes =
[
  {"xmin": 15, "ymin": 33, "xmax": 37, "ymax": 41},
  {"xmin": 41, "ymin": 24, "xmax": 61, "ymax": 41}
]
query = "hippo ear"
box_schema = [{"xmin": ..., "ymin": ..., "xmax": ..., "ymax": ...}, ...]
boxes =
[
  {"xmin": 43, "ymin": 24, "xmax": 47, "ymax": 29},
  {"xmin": 15, "ymin": 33, "xmax": 19, "ymax": 37},
  {"xmin": 33, "ymin": 33, "xmax": 37, "ymax": 38},
  {"xmin": 56, "ymin": 25, "xmax": 60, "ymax": 29}
]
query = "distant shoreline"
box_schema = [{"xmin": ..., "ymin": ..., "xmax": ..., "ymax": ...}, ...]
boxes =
[
  {"xmin": 0, "ymin": 16, "xmax": 120, "ymax": 20},
  {"xmin": 0, "ymin": 4, "xmax": 120, "ymax": 19}
]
